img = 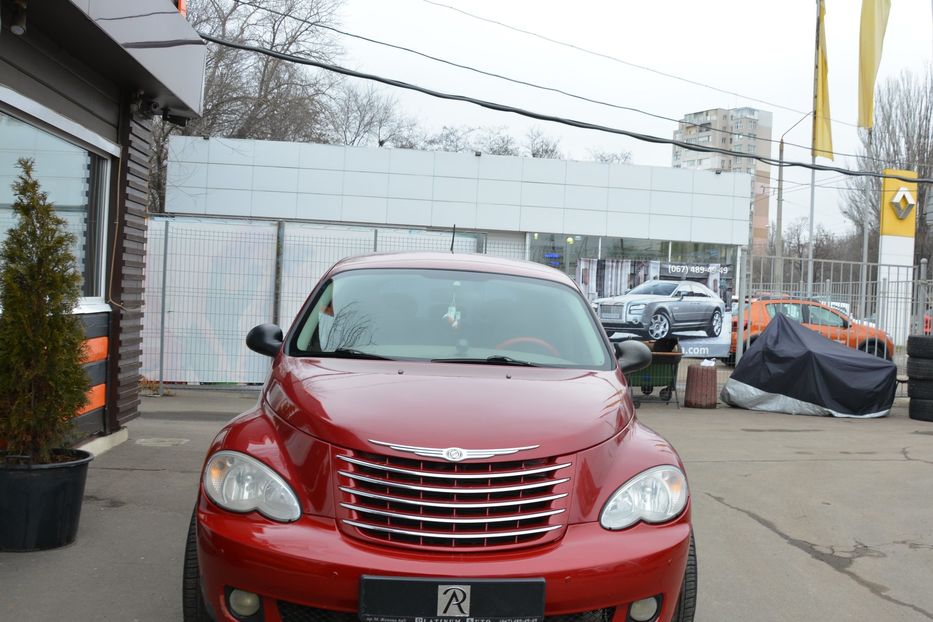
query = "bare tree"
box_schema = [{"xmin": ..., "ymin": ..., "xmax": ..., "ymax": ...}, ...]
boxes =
[
  {"xmin": 322, "ymin": 84, "xmax": 419, "ymax": 147},
  {"xmin": 587, "ymin": 148, "xmax": 632, "ymax": 165},
  {"xmin": 524, "ymin": 127, "xmax": 562, "ymax": 159},
  {"xmin": 149, "ymin": 0, "xmax": 342, "ymax": 211},
  {"xmin": 842, "ymin": 69, "xmax": 933, "ymax": 263}
]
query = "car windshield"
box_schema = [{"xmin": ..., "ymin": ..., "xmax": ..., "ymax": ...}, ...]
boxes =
[
  {"xmin": 628, "ymin": 281, "xmax": 678, "ymax": 296},
  {"xmin": 291, "ymin": 268, "xmax": 611, "ymax": 369}
]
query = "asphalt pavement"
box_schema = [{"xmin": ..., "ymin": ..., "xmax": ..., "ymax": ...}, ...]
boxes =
[{"xmin": 2, "ymin": 390, "xmax": 932, "ymax": 622}]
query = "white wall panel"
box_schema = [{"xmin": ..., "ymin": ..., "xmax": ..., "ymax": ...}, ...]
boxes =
[
  {"xmin": 650, "ymin": 214, "xmax": 691, "ymax": 241},
  {"xmin": 478, "ymin": 154, "xmax": 521, "ymax": 180},
  {"xmin": 431, "ymin": 201, "xmax": 477, "ymax": 229},
  {"xmin": 343, "ymin": 195, "xmax": 387, "ymax": 223},
  {"xmin": 521, "ymin": 182, "xmax": 564, "ymax": 208},
  {"xmin": 387, "ymin": 198, "xmax": 432, "ymax": 226},
  {"xmin": 206, "ymin": 188, "xmax": 250, "ymax": 216},
  {"xmin": 167, "ymin": 137, "xmax": 750, "ymax": 248},
  {"xmin": 344, "ymin": 146, "xmax": 390, "ymax": 172},
  {"xmin": 298, "ymin": 169, "xmax": 343, "ymax": 195},
  {"xmin": 167, "ymin": 160, "xmax": 207, "ymax": 189},
  {"xmin": 609, "ymin": 163, "xmax": 651, "ymax": 189},
  {"xmin": 650, "ymin": 167, "xmax": 693, "ymax": 193},
  {"xmin": 343, "ymin": 171, "xmax": 389, "ymax": 198},
  {"xmin": 693, "ymin": 171, "xmax": 734, "ymax": 196},
  {"xmin": 522, "ymin": 158, "xmax": 566, "ymax": 183},
  {"xmin": 478, "ymin": 179, "xmax": 522, "ymax": 205},
  {"xmin": 253, "ymin": 140, "xmax": 300, "ymax": 168},
  {"xmin": 297, "ymin": 194, "xmax": 341, "ymax": 221},
  {"xmin": 389, "ymin": 149, "xmax": 435, "ymax": 175},
  {"xmin": 207, "ymin": 163, "xmax": 252, "ymax": 190},
  {"xmin": 566, "ymin": 160, "xmax": 609, "ymax": 187},
  {"xmin": 692, "ymin": 193, "xmax": 731, "ymax": 219},
  {"xmin": 252, "ymin": 190, "xmax": 297, "ymax": 219},
  {"xmin": 253, "ymin": 166, "xmax": 298, "ymax": 192},
  {"xmin": 165, "ymin": 185, "xmax": 206, "ymax": 214},
  {"xmin": 650, "ymin": 191, "xmax": 692, "ymax": 217},
  {"xmin": 690, "ymin": 218, "xmax": 733, "ymax": 244},
  {"xmin": 388, "ymin": 174, "xmax": 433, "ymax": 200},
  {"xmin": 476, "ymin": 202, "xmax": 521, "ymax": 230},
  {"xmin": 433, "ymin": 176, "xmax": 477, "ymax": 203},
  {"xmin": 564, "ymin": 185, "xmax": 607, "ymax": 211},
  {"xmin": 299, "ymin": 143, "xmax": 345, "ymax": 170},
  {"xmin": 434, "ymin": 151, "xmax": 480, "ymax": 178},
  {"xmin": 209, "ymin": 138, "xmax": 254, "ymax": 166},
  {"xmin": 607, "ymin": 188, "xmax": 650, "ymax": 212},
  {"xmin": 607, "ymin": 212, "xmax": 649, "ymax": 238},
  {"xmin": 521, "ymin": 206, "xmax": 563, "ymax": 232},
  {"xmin": 732, "ymin": 220, "xmax": 750, "ymax": 245},
  {"xmin": 564, "ymin": 209, "xmax": 606, "ymax": 236}
]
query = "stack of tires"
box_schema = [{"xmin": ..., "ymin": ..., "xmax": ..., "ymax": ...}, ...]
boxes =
[{"xmin": 906, "ymin": 335, "xmax": 933, "ymax": 421}]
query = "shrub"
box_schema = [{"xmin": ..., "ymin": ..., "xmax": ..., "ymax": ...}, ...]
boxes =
[{"xmin": 0, "ymin": 159, "xmax": 88, "ymax": 464}]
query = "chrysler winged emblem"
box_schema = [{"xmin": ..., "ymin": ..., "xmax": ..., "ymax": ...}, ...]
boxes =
[{"xmin": 369, "ymin": 440, "xmax": 538, "ymax": 462}]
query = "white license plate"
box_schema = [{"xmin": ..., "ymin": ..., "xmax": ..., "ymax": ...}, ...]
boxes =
[{"xmin": 601, "ymin": 313, "xmax": 621, "ymax": 320}]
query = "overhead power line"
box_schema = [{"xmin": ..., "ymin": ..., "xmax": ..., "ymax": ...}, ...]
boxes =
[
  {"xmin": 421, "ymin": 0, "xmax": 861, "ymax": 130},
  {"xmin": 230, "ymin": 0, "xmax": 922, "ymax": 169},
  {"xmin": 197, "ymin": 33, "xmax": 933, "ymax": 186}
]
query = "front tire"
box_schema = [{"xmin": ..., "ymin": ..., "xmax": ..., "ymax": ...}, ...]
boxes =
[
  {"xmin": 647, "ymin": 311, "xmax": 672, "ymax": 340},
  {"xmin": 183, "ymin": 510, "xmax": 212, "ymax": 622},
  {"xmin": 706, "ymin": 309, "xmax": 723, "ymax": 338},
  {"xmin": 671, "ymin": 533, "xmax": 698, "ymax": 622},
  {"xmin": 857, "ymin": 340, "xmax": 888, "ymax": 359}
]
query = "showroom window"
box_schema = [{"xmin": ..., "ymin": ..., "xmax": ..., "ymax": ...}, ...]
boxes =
[{"xmin": 0, "ymin": 111, "xmax": 109, "ymax": 298}]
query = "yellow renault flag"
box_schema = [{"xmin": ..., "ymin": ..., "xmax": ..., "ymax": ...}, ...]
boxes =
[
  {"xmin": 858, "ymin": 0, "xmax": 891, "ymax": 128},
  {"xmin": 813, "ymin": 0, "xmax": 834, "ymax": 160}
]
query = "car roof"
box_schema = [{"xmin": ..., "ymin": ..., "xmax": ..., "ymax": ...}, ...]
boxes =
[
  {"xmin": 753, "ymin": 298, "xmax": 840, "ymax": 310},
  {"xmin": 329, "ymin": 252, "xmax": 577, "ymax": 287}
]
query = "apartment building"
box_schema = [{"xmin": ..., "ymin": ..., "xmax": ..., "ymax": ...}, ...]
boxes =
[{"xmin": 672, "ymin": 107, "xmax": 773, "ymax": 255}]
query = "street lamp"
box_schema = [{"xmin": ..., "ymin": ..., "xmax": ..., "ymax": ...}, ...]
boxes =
[{"xmin": 775, "ymin": 112, "xmax": 811, "ymax": 289}]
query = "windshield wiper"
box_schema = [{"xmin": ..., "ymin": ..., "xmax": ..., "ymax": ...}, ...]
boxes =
[
  {"xmin": 431, "ymin": 355, "xmax": 539, "ymax": 367},
  {"xmin": 323, "ymin": 348, "xmax": 394, "ymax": 360}
]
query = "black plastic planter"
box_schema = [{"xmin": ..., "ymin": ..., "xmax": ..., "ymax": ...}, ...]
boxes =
[{"xmin": 0, "ymin": 449, "xmax": 94, "ymax": 551}]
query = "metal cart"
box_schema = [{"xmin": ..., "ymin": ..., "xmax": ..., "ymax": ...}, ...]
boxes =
[{"xmin": 621, "ymin": 337, "xmax": 683, "ymax": 407}]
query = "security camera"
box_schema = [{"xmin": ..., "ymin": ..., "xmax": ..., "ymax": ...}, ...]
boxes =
[{"xmin": 144, "ymin": 100, "xmax": 161, "ymax": 116}]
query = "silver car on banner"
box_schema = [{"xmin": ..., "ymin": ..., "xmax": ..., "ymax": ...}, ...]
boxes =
[{"xmin": 594, "ymin": 280, "xmax": 725, "ymax": 340}]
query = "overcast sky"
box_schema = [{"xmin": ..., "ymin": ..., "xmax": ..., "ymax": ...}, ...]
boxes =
[{"xmin": 334, "ymin": 0, "xmax": 933, "ymax": 234}]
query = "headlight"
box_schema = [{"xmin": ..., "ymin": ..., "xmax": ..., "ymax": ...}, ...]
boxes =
[
  {"xmin": 628, "ymin": 303, "xmax": 646, "ymax": 316},
  {"xmin": 599, "ymin": 465, "xmax": 688, "ymax": 530},
  {"xmin": 203, "ymin": 450, "xmax": 301, "ymax": 522}
]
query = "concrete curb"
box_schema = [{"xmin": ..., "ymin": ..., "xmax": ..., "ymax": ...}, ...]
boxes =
[{"xmin": 77, "ymin": 427, "xmax": 129, "ymax": 457}]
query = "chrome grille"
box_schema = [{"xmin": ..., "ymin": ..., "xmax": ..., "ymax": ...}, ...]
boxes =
[{"xmin": 336, "ymin": 449, "xmax": 573, "ymax": 551}]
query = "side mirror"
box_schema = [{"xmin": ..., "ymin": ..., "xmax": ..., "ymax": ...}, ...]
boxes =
[
  {"xmin": 614, "ymin": 340, "xmax": 652, "ymax": 374},
  {"xmin": 247, "ymin": 323, "xmax": 283, "ymax": 357},
  {"xmin": 674, "ymin": 290, "xmax": 685, "ymax": 299}
]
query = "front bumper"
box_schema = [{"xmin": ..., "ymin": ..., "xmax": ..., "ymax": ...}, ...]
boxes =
[
  {"xmin": 600, "ymin": 319, "xmax": 646, "ymax": 335},
  {"xmin": 197, "ymin": 497, "xmax": 691, "ymax": 622}
]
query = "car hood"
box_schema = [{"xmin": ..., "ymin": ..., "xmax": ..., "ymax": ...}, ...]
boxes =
[{"xmin": 266, "ymin": 357, "xmax": 630, "ymax": 460}]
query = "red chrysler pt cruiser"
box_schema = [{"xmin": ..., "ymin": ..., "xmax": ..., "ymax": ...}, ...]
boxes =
[{"xmin": 184, "ymin": 252, "xmax": 696, "ymax": 622}]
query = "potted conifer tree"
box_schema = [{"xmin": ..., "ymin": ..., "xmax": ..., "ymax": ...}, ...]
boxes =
[{"xmin": 0, "ymin": 158, "xmax": 94, "ymax": 551}]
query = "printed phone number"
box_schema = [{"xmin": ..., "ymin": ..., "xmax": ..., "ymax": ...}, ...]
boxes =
[{"xmin": 666, "ymin": 265, "xmax": 730, "ymax": 275}]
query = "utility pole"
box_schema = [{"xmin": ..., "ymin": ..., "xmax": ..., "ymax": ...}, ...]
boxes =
[{"xmin": 775, "ymin": 112, "xmax": 812, "ymax": 289}]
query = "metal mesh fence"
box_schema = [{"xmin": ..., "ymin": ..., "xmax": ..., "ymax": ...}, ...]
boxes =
[{"xmin": 142, "ymin": 218, "xmax": 516, "ymax": 387}]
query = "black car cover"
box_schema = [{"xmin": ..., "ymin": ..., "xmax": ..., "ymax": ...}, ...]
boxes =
[{"xmin": 720, "ymin": 313, "xmax": 897, "ymax": 418}]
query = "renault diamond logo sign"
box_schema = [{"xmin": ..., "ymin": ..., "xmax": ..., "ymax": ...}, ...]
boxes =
[
  {"xmin": 891, "ymin": 187, "xmax": 917, "ymax": 220},
  {"xmin": 437, "ymin": 585, "xmax": 471, "ymax": 617}
]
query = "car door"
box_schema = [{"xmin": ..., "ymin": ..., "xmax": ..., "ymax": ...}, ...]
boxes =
[
  {"xmin": 688, "ymin": 283, "xmax": 715, "ymax": 325},
  {"xmin": 669, "ymin": 284, "xmax": 692, "ymax": 325},
  {"xmin": 803, "ymin": 303, "xmax": 848, "ymax": 344}
]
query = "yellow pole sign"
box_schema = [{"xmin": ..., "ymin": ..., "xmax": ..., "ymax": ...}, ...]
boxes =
[{"xmin": 879, "ymin": 169, "xmax": 918, "ymax": 237}]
